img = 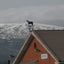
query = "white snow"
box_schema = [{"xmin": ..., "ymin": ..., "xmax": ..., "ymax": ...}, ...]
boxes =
[{"xmin": 0, "ymin": 23, "xmax": 64, "ymax": 39}]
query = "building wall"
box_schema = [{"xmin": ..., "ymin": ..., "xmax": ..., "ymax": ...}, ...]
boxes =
[
  {"xmin": 20, "ymin": 59, "xmax": 39, "ymax": 64},
  {"xmin": 20, "ymin": 38, "xmax": 55, "ymax": 64}
]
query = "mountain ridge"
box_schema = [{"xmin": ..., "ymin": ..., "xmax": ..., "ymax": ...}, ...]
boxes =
[{"xmin": 0, "ymin": 23, "xmax": 64, "ymax": 39}]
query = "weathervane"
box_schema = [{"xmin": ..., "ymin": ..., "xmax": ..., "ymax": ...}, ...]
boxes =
[{"xmin": 26, "ymin": 20, "xmax": 34, "ymax": 32}]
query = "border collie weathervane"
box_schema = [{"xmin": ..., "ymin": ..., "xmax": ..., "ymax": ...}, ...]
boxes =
[{"xmin": 26, "ymin": 20, "xmax": 34, "ymax": 32}]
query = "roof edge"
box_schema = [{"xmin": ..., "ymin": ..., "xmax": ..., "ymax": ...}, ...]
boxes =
[{"xmin": 13, "ymin": 32, "xmax": 33, "ymax": 64}]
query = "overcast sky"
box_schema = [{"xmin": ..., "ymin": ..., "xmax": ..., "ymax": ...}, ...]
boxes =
[
  {"xmin": 0, "ymin": 0, "xmax": 64, "ymax": 26},
  {"xmin": 0, "ymin": 0, "xmax": 64, "ymax": 10}
]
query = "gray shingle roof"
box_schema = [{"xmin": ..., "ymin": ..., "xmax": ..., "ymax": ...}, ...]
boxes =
[{"xmin": 33, "ymin": 30, "xmax": 64, "ymax": 61}]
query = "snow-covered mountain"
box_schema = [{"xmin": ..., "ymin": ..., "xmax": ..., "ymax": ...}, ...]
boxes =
[{"xmin": 0, "ymin": 23, "xmax": 64, "ymax": 39}]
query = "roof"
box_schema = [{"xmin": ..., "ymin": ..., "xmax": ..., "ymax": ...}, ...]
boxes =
[
  {"xmin": 33, "ymin": 30, "xmax": 64, "ymax": 61},
  {"xmin": 13, "ymin": 30, "xmax": 64, "ymax": 64}
]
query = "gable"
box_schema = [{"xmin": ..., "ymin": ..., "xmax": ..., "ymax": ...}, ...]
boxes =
[
  {"xmin": 20, "ymin": 38, "xmax": 55, "ymax": 64},
  {"xmin": 13, "ymin": 31, "xmax": 60, "ymax": 64}
]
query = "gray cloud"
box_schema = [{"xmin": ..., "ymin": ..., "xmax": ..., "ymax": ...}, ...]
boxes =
[
  {"xmin": 0, "ymin": 5, "xmax": 64, "ymax": 26},
  {"xmin": 0, "ymin": 0, "xmax": 64, "ymax": 10}
]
